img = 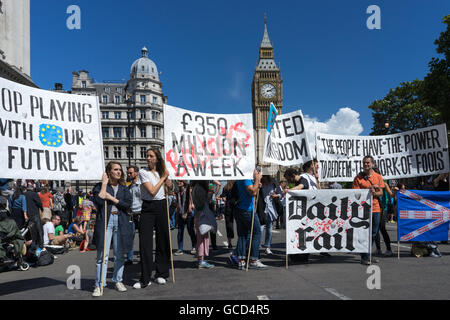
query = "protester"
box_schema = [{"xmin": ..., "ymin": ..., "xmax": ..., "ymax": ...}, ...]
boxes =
[
  {"xmin": 38, "ymin": 186, "xmax": 53, "ymax": 221},
  {"xmin": 260, "ymin": 175, "xmax": 278, "ymax": 255},
  {"xmin": 24, "ymin": 183, "xmax": 44, "ymax": 249},
  {"xmin": 53, "ymin": 187, "xmax": 67, "ymax": 229},
  {"xmin": 68, "ymin": 216, "xmax": 87, "ymax": 249},
  {"xmin": 191, "ymin": 180, "xmax": 216, "ymax": 269},
  {"xmin": 134, "ymin": 148, "xmax": 172, "ymax": 289},
  {"xmin": 221, "ymin": 181, "xmax": 236, "ymax": 250},
  {"xmin": 375, "ymin": 172, "xmax": 394, "ymax": 257},
  {"xmin": 8, "ymin": 186, "xmax": 28, "ymax": 229},
  {"xmin": 126, "ymin": 165, "xmax": 142, "ymax": 265},
  {"xmin": 174, "ymin": 180, "xmax": 196, "ymax": 256},
  {"xmin": 80, "ymin": 197, "xmax": 94, "ymax": 233},
  {"xmin": 92, "ymin": 161, "xmax": 133, "ymax": 296},
  {"xmin": 433, "ymin": 173, "xmax": 449, "ymax": 191},
  {"xmin": 64, "ymin": 189, "xmax": 74, "ymax": 226},
  {"xmin": 0, "ymin": 178, "xmax": 14, "ymax": 197},
  {"xmin": 234, "ymin": 169, "xmax": 267, "ymax": 270},
  {"xmin": 43, "ymin": 215, "xmax": 71, "ymax": 246},
  {"xmin": 352, "ymin": 155, "xmax": 384, "ymax": 265}
]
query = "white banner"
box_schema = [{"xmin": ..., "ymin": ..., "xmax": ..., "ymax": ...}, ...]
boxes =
[
  {"xmin": 316, "ymin": 124, "xmax": 449, "ymax": 182},
  {"xmin": 0, "ymin": 76, "xmax": 104, "ymax": 180},
  {"xmin": 164, "ymin": 104, "xmax": 255, "ymax": 180},
  {"xmin": 262, "ymin": 108, "xmax": 312, "ymax": 166},
  {"xmin": 286, "ymin": 189, "xmax": 372, "ymax": 254}
]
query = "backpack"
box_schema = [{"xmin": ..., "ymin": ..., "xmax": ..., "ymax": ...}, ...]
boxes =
[
  {"xmin": 37, "ymin": 250, "xmax": 54, "ymax": 266},
  {"xmin": 53, "ymin": 193, "xmax": 66, "ymax": 212}
]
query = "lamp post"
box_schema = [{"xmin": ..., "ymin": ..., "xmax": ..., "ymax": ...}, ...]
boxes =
[{"xmin": 124, "ymin": 90, "xmax": 134, "ymax": 168}]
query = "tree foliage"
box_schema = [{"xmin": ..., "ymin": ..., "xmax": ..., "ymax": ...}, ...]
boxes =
[{"xmin": 369, "ymin": 80, "xmax": 440, "ymax": 135}]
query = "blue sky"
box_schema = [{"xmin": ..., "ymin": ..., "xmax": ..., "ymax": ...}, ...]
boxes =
[{"xmin": 30, "ymin": 0, "xmax": 450, "ymax": 135}]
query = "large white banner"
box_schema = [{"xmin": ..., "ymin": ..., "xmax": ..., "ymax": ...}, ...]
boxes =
[
  {"xmin": 0, "ymin": 76, "xmax": 104, "ymax": 180},
  {"xmin": 262, "ymin": 107, "xmax": 312, "ymax": 166},
  {"xmin": 164, "ymin": 104, "xmax": 255, "ymax": 180},
  {"xmin": 286, "ymin": 189, "xmax": 372, "ymax": 254},
  {"xmin": 316, "ymin": 124, "xmax": 449, "ymax": 182}
]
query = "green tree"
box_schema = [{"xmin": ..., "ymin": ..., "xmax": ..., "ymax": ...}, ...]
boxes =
[
  {"xmin": 368, "ymin": 80, "xmax": 440, "ymax": 135},
  {"xmin": 422, "ymin": 15, "xmax": 450, "ymax": 130}
]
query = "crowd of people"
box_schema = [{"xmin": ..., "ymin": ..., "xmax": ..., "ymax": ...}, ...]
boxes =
[{"xmin": 0, "ymin": 151, "xmax": 448, "ymax": 297}]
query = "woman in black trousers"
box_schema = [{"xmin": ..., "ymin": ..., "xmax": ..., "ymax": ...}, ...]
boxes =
[{"xmin": 133, "ymin": 148, "xmax": 172, "ymax": 289}]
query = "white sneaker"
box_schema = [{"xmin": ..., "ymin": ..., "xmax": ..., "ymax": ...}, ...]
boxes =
[
  {"xmin": 92, "ymin": 286, "xmax": 102, "ymax": 297},
  {"xmin": 133, "ymin": 281, "xmax": 151, "ymax": 289},
  {"xmin": 155, "ymin": 277, "xmax": 167, "ymax": 285},
  {"xmin": 265, "ymin": 248, "xmax": 273, "ymax": 255},
  {"xmin": 249, "ymin": 260, "xmax": 268, "ymax": 269},
  {"xmin": 190, "ymin": 248, "xmax": 197, "ymax": 255},
  {"xmin": 115, "ymin": 282, "xmax": 127, "ymax": 292},
  {"xmin": 174, "ymin": 250, "xmax": 183, "ymax": 256}
]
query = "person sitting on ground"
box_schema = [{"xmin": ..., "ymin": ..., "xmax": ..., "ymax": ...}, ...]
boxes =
[{"xmin": 43, "ymin": 215, "xmax": 72, "ymax": 246}]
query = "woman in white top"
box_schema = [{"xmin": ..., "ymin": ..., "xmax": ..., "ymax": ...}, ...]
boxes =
[{"xmin": 133, "ymin": 148, "xmax": 172, "ymax": 289}]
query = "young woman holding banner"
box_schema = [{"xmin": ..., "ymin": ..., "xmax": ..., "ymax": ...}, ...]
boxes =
[
  {"xmin": 133, "ymin": 148, "xmax": 172, "ymax": 289},
  {"xmin": 92, "ymin": 161, "xmax": 132, "ymax": 297}
]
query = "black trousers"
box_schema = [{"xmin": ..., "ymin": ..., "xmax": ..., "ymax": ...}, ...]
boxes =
[
  {"xmin": 139, "ymin": 199, "xmax": 170, "ymax": 283},
  {"xmin": 375, "ymin": 210, "xmax": 392, "ymax": 251}
]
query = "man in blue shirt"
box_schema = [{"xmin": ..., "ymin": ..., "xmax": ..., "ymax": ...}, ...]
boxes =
[{"xmin": 234, "ymin": 169, "xmax": 267, "ymax": 270}]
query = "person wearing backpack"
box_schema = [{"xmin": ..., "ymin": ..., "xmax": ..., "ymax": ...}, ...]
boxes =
[{"xmin": 53, "ymin": 188, "xmax": 67, "ymax": 229}]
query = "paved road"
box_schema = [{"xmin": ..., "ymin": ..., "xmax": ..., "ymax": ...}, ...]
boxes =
[{"xmin": 0, "ymin": 220, "xmax": 449, "ymax": 300}]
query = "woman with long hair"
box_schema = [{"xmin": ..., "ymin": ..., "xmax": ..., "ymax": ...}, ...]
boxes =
[
  {"xmin": 91, "ymin": 161, "xmax": 132, "ymax": 297},
  {"xmin": 133, "ymin": 148, "xmax": 172, "ymax": 289},
  {"xmin": 9, "ymin": 185, "xmax": 28, "ymax": 229}
]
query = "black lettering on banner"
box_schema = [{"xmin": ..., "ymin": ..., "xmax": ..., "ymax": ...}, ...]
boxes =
[
  {"xmin": 217, "ymin": 117, "xmax": 227, "ymax": 136},
  {"xmin": 289, "ymin": 194, "xmax": 370, "ymax": 252},
  {"xmin": 189, "ymin": 157, "xmax": 207, "ymax": 176},
  {"xmin": 292, "ymin": 115, "xmax": 305, "ymax": 134},
  {"xmin": 320, "ymin": 160, "xmax": 352, "ymax": 179},
  {"xmin": 195, "ymin": 115, "xmax": 205, "ymax": 135},
  {"xmin": 1, "ymin": 88, "xmax": 22, "ymax": 114},
  {"xmin": 7, "ymin": 147, "xmax": 79, "ymax": 172},
  {"xmin": 206, "ymin": 116, "xmax": 216, "ymax": 136},
  {"xmin": 404, "ymin": 129, "xmax": 442, "ymax": 152},
  {"xmin": 415, "ymin": 151, "xmax": 444, "ymax": 174},
  {"xmin": 400, "ymin": 155, "xmax": 412, "ymax": 175},
  {"xmin": 221, "ymin": 158, "xmax": 232, "ymax": 177},
  {"xmin": 181, "ymin": 113, "xmax": 192, "ymax": 133},
  {"xmin": 210, "ymin": 160, "xmax": 221, "ymax": 177}
]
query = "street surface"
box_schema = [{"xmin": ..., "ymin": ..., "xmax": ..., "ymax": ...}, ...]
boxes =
[{"xmin": 1, "ymin": 220, "xmax": 449, "ymax": 300}]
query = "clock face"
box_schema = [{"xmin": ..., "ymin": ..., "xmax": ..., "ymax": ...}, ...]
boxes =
[{"xmin": 261, "ymin": 83, "xmax": 276, "ymax": 99}]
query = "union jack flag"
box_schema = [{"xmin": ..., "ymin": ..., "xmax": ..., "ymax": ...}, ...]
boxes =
[{"xmin": 397, "ymin": 189, "xmax": 450, "ymax": 242}]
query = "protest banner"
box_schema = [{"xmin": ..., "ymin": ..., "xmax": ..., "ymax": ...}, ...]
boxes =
[
  {"xmin": 164, "ymin": 104, "xmax": 255, "ymax": 180},
  {"xmin": 397, "ymin": 189, "xmax": 450, "ymax": 242},
  {"xmin": 262, "ymin": 106, "xmax": 312, "ymax": 166},
  {"xmin": 316, "ymin": 124, "xmax": 449, "ymax": 182},
  {"xmin": 0, "ymin": 76, "xmax": 104, "ymax": 180},
  {"xmin": 286, "ymin": 189, "xmax": 372, "ymax": 254}
]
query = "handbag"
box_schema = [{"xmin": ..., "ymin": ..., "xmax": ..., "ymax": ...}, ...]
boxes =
[{"xmin": 198, "ymin": 205, "xmax": 217, "ymax": 235}]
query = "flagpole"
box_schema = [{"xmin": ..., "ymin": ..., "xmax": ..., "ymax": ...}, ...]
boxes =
[{"xmin": 246, "ymin": 191, "xmax": 259, "ymax": 272}]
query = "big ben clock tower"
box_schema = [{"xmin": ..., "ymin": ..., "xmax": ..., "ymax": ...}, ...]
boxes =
[{"xmin": 252, "ymin": 15, "xmax": 283, "ymax": 174}]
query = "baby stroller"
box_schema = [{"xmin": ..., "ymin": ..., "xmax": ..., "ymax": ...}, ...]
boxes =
[{"xmin": 0, "ymin": 207, "xmax": 29, "ymax": 271}]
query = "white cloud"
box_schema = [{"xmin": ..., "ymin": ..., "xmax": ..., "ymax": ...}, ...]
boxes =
[{"xmin": 303, "ymin": 107, "xmax": 364, "ymax": 156}]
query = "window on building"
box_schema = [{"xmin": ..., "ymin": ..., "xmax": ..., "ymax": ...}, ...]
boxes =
[
  {"xmin": 152, "ymin": 126, "xmax": 160, "ymax": 139},
  {"xmin": 129, "ymin": 111, "xmax": 136, "ymax": 120},
  {"xmin": 115, "ymin": 96, "xmax": 121, "ymax": 104},
  {"xmin": 151, "ymin": 111, "xmax": 158, "ymax": 120},
  {"xmin": 113, "ymin": 146, "xmax": 121, "ymax": 159},
  {"xmin": 113, "ymin": 127, "xmax": 122, "ymax": 138},
  {"xmin": 140, "ymin": 127, "xmax": 146, "ymax": 138},
  {"xmin": 153, "ymin": 96, "xmax": 158, "ymax": 104},
  {"xmin": 102, "ymin": 95, "xmax": 108, "ymax": 104},
  {"xmin": 116, "ymin": 87, "xmax": 122, "ymax": 93},
  {"xmin": 82, "ymin": 81, "xmax": 87, "ymax": 88},
  {"xmin": 140, "ymin": 109, "xmax": 146, "ymax": 119},
  {"xmin": 140, "ymin": 95, "xmax": 146, "ymax": 104},
  {"xmin": 102, "ymin": 127, "xmax": 109, "ymax": 138},
  {"xmin": 140, "ymin": 147, "xmax": 146, "ymax": 159},
  {"xmin": 126, "ymin": 127, "xmax": 134, "ymax": 138},
  {"xmin": 126, "ymin": 147, "xmax": 134, "ymax": 159},
  {"xmin": 102, "ymin": 111, "xmax": 109, "ymax": 119},
  {"xmin": 114, "ymin": 111, "xmax": 121, "ymax": 119},
  {"xmin": 105, "ymin": 87, "xmax": 110, "ymax": 93},
  {"xmin": 104, "ymin": 147, "xmax": 109, "ymax": 159}
]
